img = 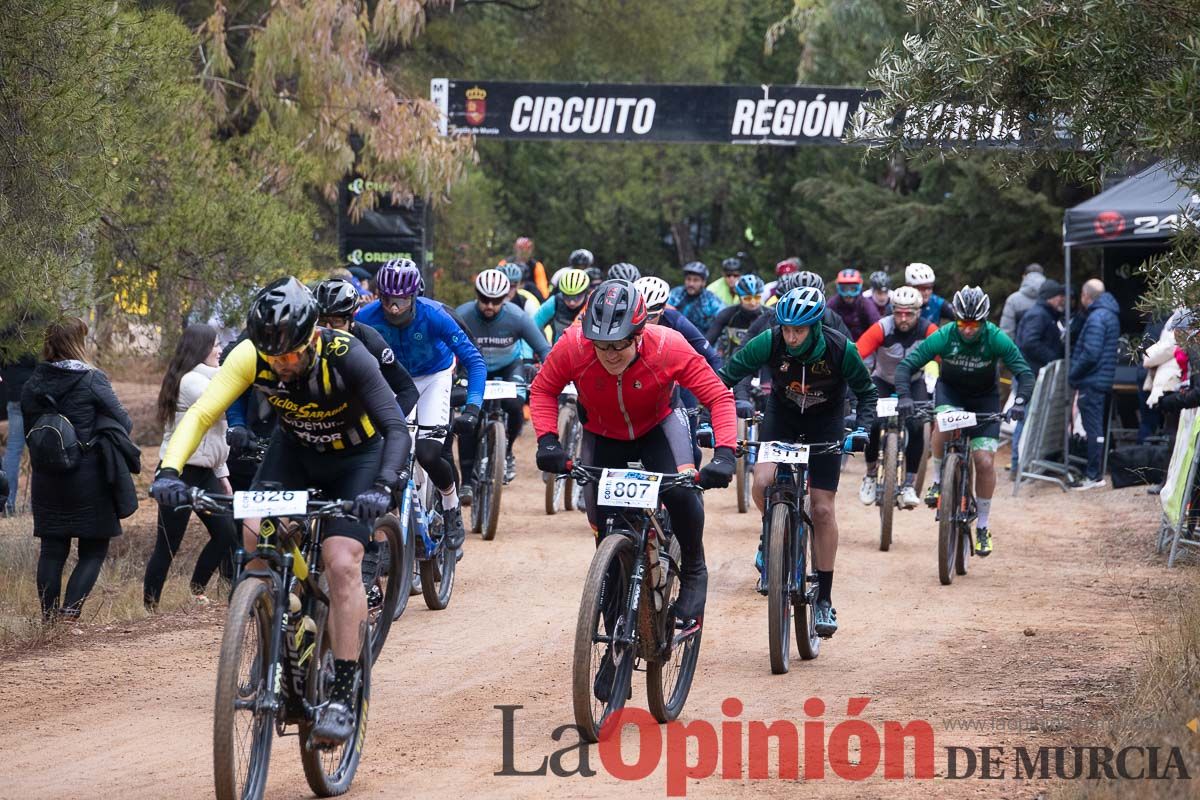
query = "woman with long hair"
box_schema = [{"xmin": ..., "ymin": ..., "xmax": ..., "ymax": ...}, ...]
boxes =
[
  {"xmin": 21, "ymin": 317, "xmax": 132, "ymax": 621},
  {"xmin": 143, "ymin": 324, "xmax": 237, "ymax": 609}
]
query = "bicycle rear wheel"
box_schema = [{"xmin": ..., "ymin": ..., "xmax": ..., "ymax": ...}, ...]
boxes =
[
  {"xmin": 213, "ymin": 578, "xmax": 275, "ymax": 800},
  {"xmin": 300, "ymin": 608, "xmax": 370, "ymax": 797},
  {"xmin": 795, "ymin": 518, "xmax": 821, "ymax": 660},
  {"xmin": 366, "ymin": 515, "xmax": 404, "ymax": 663},
  {"xmin": 735, "ymin": 418, "xmax": 749, "ymax": 513},
  {"xmin": 879, "ymin": 431, "xmax": 898, "ymax": 551},
  {"xmin": 481, "ymin": 420, "xmax": 506, "ymax": 540},
  {"xmin": 938, "ymin": 452, "xmax": 960, "ymax": 586},
  {"xmin": 573, "ymin": 533, "xmax": 636, "ymax": 743},
  {"xmin": 767, "ymin": 503, "xmax": 792, "ymax": 674},
  {"xmin": 564, "ymin": 415, "xmax": 582, "ymax": 511},
  {"xmin": 956, "ymin": 458, "xmax": 975, "ymax": 576},
  {"xmin": 419, "ymin": 494, "xmax": 456, "ymax": 610},
  {"xmin": 646, "ymin": 538, "xmax": 701, "ymax": 722}
]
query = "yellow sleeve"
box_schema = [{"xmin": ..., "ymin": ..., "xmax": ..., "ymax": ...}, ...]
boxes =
[{"xmin": 161, "ymin": 339, "xmax": 257, "ymax": 473}]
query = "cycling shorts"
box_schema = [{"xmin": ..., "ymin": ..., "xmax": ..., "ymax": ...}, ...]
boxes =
[
  {"xmin": 759, "ymin": 397, "xmax": 843, "ymax": 492},
  {"xmin": 409, "ymin": 365, "xmax": 454, "ymax": 442},
  {"xmin": 253, "ymin": 432, "xmax": 383, "ymax": 545},
  {"xmin": 934, "ymin": 381, "xmax": 1000, "ymax": 451}
]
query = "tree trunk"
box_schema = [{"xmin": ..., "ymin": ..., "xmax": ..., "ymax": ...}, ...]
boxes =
[{"xmin": 670, "ymin": 220, "xmax": 696, "ymax": 266}]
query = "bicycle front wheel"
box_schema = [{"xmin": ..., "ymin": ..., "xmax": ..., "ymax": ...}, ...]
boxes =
[
  {"xmin": 481, "ymin": 420, "xmax": 506, "ymax": 540},
  {"xmin": 573, "ymin": 533, "xmax": 636, "ymax": 743},
  {"xmin": 879, "ymin": 431, "xmax": 898, "ymax": 551},
  {"xmin": 795, "ymin": 519, "xmax": 820, "ymax": 661},
  {"xmin": 646, "ymin": 539, "xmax": 701, "ymax": 723},
  {"xmin": 767, "ymin": 503, "xmax": 792, "ymax": 674},
  {"xmin": 213, "ymin": 578, "xmax": 275, "ymax": 800},
  {"xmin": 735, "ymin": 418, "xmax": 749, "ymax": 513},
  {"xmin": 938, "ymin": 452, "xmax": 961, "ymax": 586}
]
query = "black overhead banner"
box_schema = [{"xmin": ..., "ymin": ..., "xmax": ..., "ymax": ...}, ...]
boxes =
[
  {"xmin": 337, "ymin": 177, "xmax": 431, "ymax": 273},
  {"xmin": 430, "ymin": 79, "xmax": 1038, "ymax": 148}
]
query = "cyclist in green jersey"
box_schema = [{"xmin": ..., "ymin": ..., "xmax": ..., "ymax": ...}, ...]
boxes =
[{"xmin": 893, "ymin": 286, "xmax": 1034, "ymax": 557}]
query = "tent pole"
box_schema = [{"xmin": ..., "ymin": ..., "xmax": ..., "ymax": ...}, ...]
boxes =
[{"xmin": 1063, "ymin": 244, "xmax": 1073, "ymax": 477}]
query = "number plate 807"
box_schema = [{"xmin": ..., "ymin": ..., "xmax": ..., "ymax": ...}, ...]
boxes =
[{"xmin": 598, "ymin": 469, "xmax": 662, "ymax": 509}]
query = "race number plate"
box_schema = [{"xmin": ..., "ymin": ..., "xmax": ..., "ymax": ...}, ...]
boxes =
[
  {"xmin": 483, "ymin": 380, "xmax": 519, "ymax": 400},
  {"xmin": 598, "ymin": 468, "xmax": 662, "ymax": 509},
  {"xmin": 758, "ymin": 441, "xmax": 811, "ymax": 464},
  {"xmin": 233, "ymin": 490, "xmax": 308, "ymax": 519},
  {"xmin": 936, "ymin": 409, "xmax": 977, "ymax": 433},
  {"xmin": 877, "ymin": 397, "xmax": 899, "ymax": 418},
  {"xmin": 560, "ymin": 382, "xmax": 578, "ymax": 397}
]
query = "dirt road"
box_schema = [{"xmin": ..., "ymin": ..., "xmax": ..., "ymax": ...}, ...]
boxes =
[{"xmin": 1, "ymin": 447, "xmax": 1180, "ymax": 799}]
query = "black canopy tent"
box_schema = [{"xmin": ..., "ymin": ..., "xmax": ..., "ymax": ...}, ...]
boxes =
[{"xmin": 1054, "ymin": 162, "xmax": 1200, "ymax": 475}]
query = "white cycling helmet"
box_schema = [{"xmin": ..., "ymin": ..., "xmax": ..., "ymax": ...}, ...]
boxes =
[
  {"xmin": 905, "ymin": 262, "xmax": 936, "ymax": 287},
  {"xmin": 634, "ymin": 276, "xmax": 671, "ymax": 312},
  {"xmin": 549, "ymin": 266, "xmax": 568, "ymax": 288},
  {"xmin": 891, "ymin": 286, "xmax": 923, "ymax": 311},
  {"xmin": 475, "ymin": 268, "xmax": 511, "ymax": 299}
]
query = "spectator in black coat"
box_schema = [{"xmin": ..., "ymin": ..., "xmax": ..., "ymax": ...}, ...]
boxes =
[
  {"xmin": 1010, "ymin": 280, "xmax": 1066, "ymax": 473},
  {"xmin": 21, "ymin": 317, "xmax": 133, "ymax": 621}
]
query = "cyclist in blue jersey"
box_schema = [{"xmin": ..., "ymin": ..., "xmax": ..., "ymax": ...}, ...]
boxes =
[
  {"xmin": 456, "ymin": 269, "xmax": 551, "ymax": 490},
  {"xmin": 534, "ymin": 268, "xmax": 591, "ymax": 342},
  {"xmin": 668, "ymin": 261, "xmax": 725, "ymax": 332},
  {"xmin": 356, "ymin": 258, "xmax": 486, "ymax": 555},
  {"xmin": 906, "ymin": 262, "xmax": 955, "ymax": 325}
]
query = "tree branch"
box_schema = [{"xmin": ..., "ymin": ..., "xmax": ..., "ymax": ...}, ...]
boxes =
[{"xmin": 460, "ymin": 0, "xmax": 542, "ymax": 11}]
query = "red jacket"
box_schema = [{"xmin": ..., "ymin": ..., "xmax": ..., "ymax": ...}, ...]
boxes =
[{"xmin": 530, "ymin": 324, "xmax": 737, "ymax": 448}]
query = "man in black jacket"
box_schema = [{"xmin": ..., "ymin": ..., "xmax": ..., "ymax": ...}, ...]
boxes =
[{"xmin": 1011, "ymin": 279, "xmax": 1065, "ymax": 472}]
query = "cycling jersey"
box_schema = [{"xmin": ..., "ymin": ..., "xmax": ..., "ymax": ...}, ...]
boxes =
[
  {"xmin": 455, "ymin": 301, "xmax": 550, "ymax": 372},
  {"xmin": 660, "ymin": 307, "xmax": 721, "ymax": 370},
  {"xmin": 348, "ymin": 320, "xmax": 419, "ymax": 416},
  {"xmin": 826, "ymin": 294, "xmax": 881, "ymax": 340},
  {"xmin": 707, "ymin": 277, "xmax": 737, "ymax": 306},
  {"xmin": 667, "ymin": 286, "xmax": 724, "ymax": 332},
  {"xmin": 529, "ymin": 323, "xmax": 737, "ymax": 446},
  {"xmin": 920, "ymin": 293, "xmax": 955, "ymax": 325},
  {"xmin": 705, "ymin": 305, "xmax": 769, "ymax": 359},
  {"xmin": 895, "ymin": 321, "xmax": 1034, "ymax": 400},
  {"xmin": 163, "ymin": 328, "xmax": 409, "ymax": 486},
  {"xmin": 357, "ymin": 296, "xmax": 486, "ymax": 407},
  {"xmin": 533, "ymin": 295, "xmax": 584, "ymax": 342},
  {"xmin": 719, "ymin": 323, "xmax": 877, "ymax": 430},
  {"xmin": 856, "ymin": 316, "xmax": 938, "ymax": 386}
]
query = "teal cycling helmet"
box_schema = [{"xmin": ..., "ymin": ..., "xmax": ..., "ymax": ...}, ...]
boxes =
[
  {"xmin": 735, "ymin": 274, "xmax": 764, "ymax": 298},
  {"xmin": 498, "ymin": 263, "xmax": 524, "ymax": 284},
  {"xmin": 775, "ymin": 286, "xmax": 825, "ymax": 327}
]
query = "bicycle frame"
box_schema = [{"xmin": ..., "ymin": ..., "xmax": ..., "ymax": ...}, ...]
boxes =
[{"xmin": 405, "ymin": 423, "xmax": 448, "ymax": 562}]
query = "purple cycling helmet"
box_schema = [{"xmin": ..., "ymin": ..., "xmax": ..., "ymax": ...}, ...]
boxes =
[{"xmin": 375, "ymin": 258, "xmax": 423, "ymax": 297}]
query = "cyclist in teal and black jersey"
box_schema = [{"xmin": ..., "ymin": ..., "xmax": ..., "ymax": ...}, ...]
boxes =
[{"xmin": 534, "ymin": 268, "xmax": 591, "ymax": 342}]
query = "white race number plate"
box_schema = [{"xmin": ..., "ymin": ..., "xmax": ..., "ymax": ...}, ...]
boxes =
[
  {"xmin": 758, "ymin": 441, "xmax": 811, "ymax": 464},
  {"xmin": 936, "ymin": 410, "xmax": 978, "ymax": 433},
  {"xmin": 877, "ymin": 397, "xmax": 899, "ymax": 418},
  {"xmin": 598, "ymin": 468, "xmax": 662, "ymax": 509},
  {"xmin": 483, "ymin": 380, "xmax": 519, "ymax": 400},
  {"xmin": 234, "ymin": 490, "xmax": 308, "ymax": 519}
]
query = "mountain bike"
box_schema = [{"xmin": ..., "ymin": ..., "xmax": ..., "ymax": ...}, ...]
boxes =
[
  {"xmin": 196, "ymin": 488, "xmax": 389, "ymax": 800},
  {"xmin": 407, "ymin": 423, "xmax": 455, "ymax": 610},
  {"xmin": 468, "ymin": 380, "xmax": 518, "ymax": 540},
  {"xmin": 545, "ymin": 384, "xmax": 584, "ymax": 515},
  {"xmin": 870, "ymin": 399, "xmax": 934, "ymax": 551},
  {"xmin": 744, "ymin": 439, "xmax": 846, "ymax": 675},
  {"xmin": 930, "ymin": 409, "xmax": 1007, "ymax": 585},
  {"xmin": 734, "ymin": 381, "xmax": 767, "ymax": 514},
  {"xmin": 563, "ymin": 464, "xmax": 705, "ymax": 742}
]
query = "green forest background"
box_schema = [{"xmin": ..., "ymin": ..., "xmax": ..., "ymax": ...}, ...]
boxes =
[{"xmin": 1, "ymin": 0, "xmax": 1098, "ymax": 343}]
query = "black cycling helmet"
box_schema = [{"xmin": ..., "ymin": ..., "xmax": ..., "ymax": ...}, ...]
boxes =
[
  {"xmin": 721, "ymin": 256, "xmax": 743, "ymax": 274},
  {"xmin": 682, "ymin": 261, "xmax": 709, "ymax": 279},
  {"xmin": 582, "ymin": 279, "xmax": 648, "ymax": 342},
  {"xmin": 868, "ymin": 270, "xmax": 891, "ymax": 291},
  {"xmin": 584, "ymin": 266, "xmax": 603, "ymax": 284},
  {"xmin": 776, "ymin": 272, "xmax": 802, "ymax": 293},
  {"xmin": 314, "ymin": 278, "xmax": 360, "ymax": 318},
  {"xmin": 951, "ymin": 285, "xmax": 991, "ymax": 321},
  {"xmin": 569, "ymin": 248, "xmax": 595, "ymax": 268},
  {"xmin": 248, "ymin": 276, "xmax": 319, "ymax": 356},
  {"xmin": 607, "ymin": 262, "xmax": 641, "ymax": 282}
]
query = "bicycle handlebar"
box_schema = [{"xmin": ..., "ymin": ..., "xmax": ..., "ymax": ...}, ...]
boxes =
[
  {"xmin": 560, "ymin": 462, "xmax": 703, "ymax": 491},
  {"xmin": 184, "ymin": 487, "xmax": 358, "ymax": 519}
]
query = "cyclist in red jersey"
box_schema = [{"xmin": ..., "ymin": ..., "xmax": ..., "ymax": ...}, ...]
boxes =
[{"xmin": 530, "ymin": 280, "xmax": 738, "ymax": 623}]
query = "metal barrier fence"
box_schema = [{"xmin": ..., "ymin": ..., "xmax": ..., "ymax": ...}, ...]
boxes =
[
  {"xmin": 1158, "ymin": 407, "xmax": 1200, "ymax": 566},
  {"xmin": 1014, "ymin": 360, "xmax": 1081, "ymax": 495}
]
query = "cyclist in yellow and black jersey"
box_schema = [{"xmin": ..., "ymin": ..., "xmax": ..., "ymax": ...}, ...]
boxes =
[{"xmin": 151, "ymin": 277, "xmax": 411, "ymax": 747}]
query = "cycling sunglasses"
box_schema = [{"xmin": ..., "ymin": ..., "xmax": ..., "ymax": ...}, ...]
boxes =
[
  {"xmin": 592, "ymin": 338, "xmax": 635, "ymax": 352},
  {"xmin": 379, "ymin": 294, "xmax": 414, "ymax": 311},
  {"xmin": 262, "ymin": 343, "xmax": 309, "ymax": 368},
  {"xmin": 476, "ymin": 296, "xmax": 506, "ymax": 307},
  {"xmin": 956, "ymin": 320, "xmax": 982, "ymax": 333}
]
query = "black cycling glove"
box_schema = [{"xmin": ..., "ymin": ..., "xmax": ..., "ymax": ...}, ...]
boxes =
[
  {"xmin": 536, "ymin": 434, "xmax": 569, "ymax": 474},
  {"xmin": 698, "ymin": 446, "xmax": 736, "ymax": 489}
]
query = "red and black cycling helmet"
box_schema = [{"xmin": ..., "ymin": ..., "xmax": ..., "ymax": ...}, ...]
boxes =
[{"xmin": 582, "ymin": 279, "xmax": 647, "ymax": 342}]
